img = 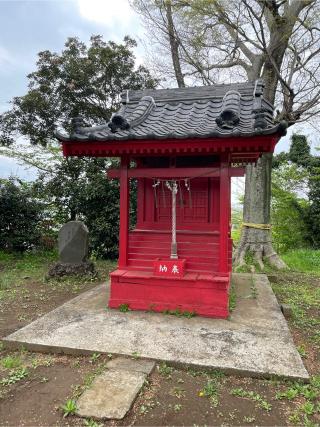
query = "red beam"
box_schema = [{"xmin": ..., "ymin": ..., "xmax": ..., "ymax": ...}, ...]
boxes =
[
  {"xmin": 107, "ymin": 166, "xmax": 245, "ymax": 179},
  {"xmin": 62, "ymin": 135, "xmax": 280, "ymax": 158},
  {"xmin": 107, "ymin": 167, "xmax": 218, "ymax": 179},
  {"xmin": 107, "ymin": 167, "xmax": 245, "ymax": 179},
  {"xmin": 230, "ymin": 167, "xmax": 245, "ymax": 177}
]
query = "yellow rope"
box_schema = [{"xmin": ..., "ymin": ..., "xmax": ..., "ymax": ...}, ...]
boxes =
[{"xmin": 241, "ymin": 222, "xmax": 272, "ymax": 230}]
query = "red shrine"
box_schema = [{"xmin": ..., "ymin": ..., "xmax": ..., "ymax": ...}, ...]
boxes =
[{"xmin": 56, "ymin": 80, "xmax": 287, "ymax": 318}]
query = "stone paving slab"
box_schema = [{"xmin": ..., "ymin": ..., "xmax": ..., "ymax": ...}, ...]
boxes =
[
  {"xmin": 3, "ymin": 274, "xmax": 309, "ymax": 380},
  {"xmin": 106, "ymin": 357, "xmax": 155, "ymax": 374},
  {"xmin": 76, "ymin": 369, "xmax": 146, "ymax": 420}
]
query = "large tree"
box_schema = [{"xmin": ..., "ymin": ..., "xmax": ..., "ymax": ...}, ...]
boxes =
[
  {"xmin": 0, "ymin": 35, "xmax": 156, "ymax": 146},
  {"xmin": 0, "ymin": 35, "xmax": 156, "ymax": 257},
  {"xmin": 133, "ymin": 0, "xmax": 320, "ymax": 269}
]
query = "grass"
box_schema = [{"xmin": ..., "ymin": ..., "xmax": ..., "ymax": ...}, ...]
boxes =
[
  {"xmin": 270, "ymin": 273, "xmax": 320, "ymax": 347},
  {"xmin": 282, "ymin": 249, "xmax": 320, "ymax": 274},
  {"xmin": 1, "ymin": 355, "xmax": 22, "ymax": 369},
  {"xmin": 231, "ymin": 388, "xmax": 272, "ymax": 411},
  {"xmin": 0, "ymin": 249, "xmax": 116, "ymax": 300},
  {"xmin": 228, "ymin": 280, "xmax": 237, "ymax": 312}
]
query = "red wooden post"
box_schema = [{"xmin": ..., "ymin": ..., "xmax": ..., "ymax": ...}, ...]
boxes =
[
  {"xmin": 119, "ymin": 156, "xmax": 129, "ymax": 268},
  {"xmin": 219, "ymin": 161, "xmax": 230, "ymax": 273}
]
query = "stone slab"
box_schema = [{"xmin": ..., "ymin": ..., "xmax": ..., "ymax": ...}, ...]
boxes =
[
  {"xmin": 3, "ymin": 274, "xmax": 309, "ymax": 380},
  {"xmin": 106, "ymin": 357, "xmax": 155, "ymax": 375},
  {"xmin": 58, "ymin": 221, "xmax": 89, "ymax": 264},
  {"xmin": 76, "ymin": 369, "xmax": 146, "ymax": 419}
]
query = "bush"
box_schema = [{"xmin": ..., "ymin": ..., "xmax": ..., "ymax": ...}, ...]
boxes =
[{"xmin": 0, "ymin": 178, "xmax": 43, "ymax": 252}]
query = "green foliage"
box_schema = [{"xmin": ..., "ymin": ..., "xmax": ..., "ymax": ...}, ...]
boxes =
[
  {"xmin": 270, "ymin": 273, "xmax": 320, "ymax": 347},
  {"xmin": 271, "ymin": 163, "xmax": 309, "ymax": 253},
  {"xmin": 231, "ymin": 388, "xmax": 272, "ymax": 411},
  {"xmin": 282, "ymin": 249, "xmax": 320, "ymax": 274},
  {"xmin": 231, "ymin": 209, "xmax": 242, "ymax": 245},
  {"xmin": 289, "ymin": 135, "xmax": 311, "ymax": 166},
  {"xmin": 83, "ymin": 419, "xmax": 103, "ymax": 427},
  {"xmin": 0, "ymin": 368, "xmax": 28, "ymax": 386},
  {"xmin": 34, "ymin": 157, "xmax": 125, "ymax": 258},
  {"xmin": 273, "ymin": 134, "xmax": 320, "ymax": 251},
  {"xmin": 0, "ymin": 35, "xmax": 157, "ymax": 147},
  {"xmin": 1, "ymin": 355, "xmax": 22, "ymax": 369},
  {"xmin": 162, "ymin": 308, "xmax": 196, "ymax": 318},
  {"xmin": 228, "ymin": 280, "xmax": 236, "ymax": 312},
  {"xmin": 0, "ymin": 36, "xmax": 156, "ymax": 257},
  {"xmin": 157, "ymin": 362, "xmax": 174, "ymax": 378},
  {"xmin": 0, "ymin": 179, "xmax": 44, "ymax": 252},
  {"xmin": 61, "ymin": 399, "xmax": 77, "ymax": 418},
  {"xmin": 199, "ymin": 380, "xmax": 219, "ymax": 406},
  {"xmin": 118, "ymin": 303, "xmax": 130, "ymax": 312}
]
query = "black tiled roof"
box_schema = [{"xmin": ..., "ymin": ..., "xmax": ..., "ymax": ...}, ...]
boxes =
[{"xmin": 56, "ymin": 80, "xmax": 287, "ymax": 142}]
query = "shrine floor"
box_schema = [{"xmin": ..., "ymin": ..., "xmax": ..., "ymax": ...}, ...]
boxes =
[{"xmin": 3, "ymin": 273, "xmax": 309, "ymax": 380}]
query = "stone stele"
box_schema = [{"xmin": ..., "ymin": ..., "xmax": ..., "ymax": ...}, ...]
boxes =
[{"xmin": 58, "ymin": 221, "xmax": 89, "ymax": 264}]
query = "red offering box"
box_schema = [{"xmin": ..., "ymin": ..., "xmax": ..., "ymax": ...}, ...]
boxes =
[{"xmin": 153, "ymin": 258, "xmax": 186, "ymax": 278}]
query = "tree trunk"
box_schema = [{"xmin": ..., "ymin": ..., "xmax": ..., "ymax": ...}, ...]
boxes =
[
  {"xmin": 164, "ymin": 0, "xmax": 185, "ymax": 88},
  {"xmin": 233, "ymin": 153, "xmax": 287, "ymax": 270},
  {"xmin": 234, "ymin": 16, "xmax": 294, "ymax": 271}
]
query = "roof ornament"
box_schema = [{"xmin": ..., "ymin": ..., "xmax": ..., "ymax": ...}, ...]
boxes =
[
  {"xmin": 108, "ymin": 115, "xmax": 130, "ymax": 133},
  {"xmin": 71, "ymin": 116, "xmax": 85, "ymax": 134},
  {"xmin": 254, "ymin": 109, "xmax": 268, "ymax": 129},
  {"xmin": 216, "ymin": 90, "xmax": 241, "ymax": 129}
]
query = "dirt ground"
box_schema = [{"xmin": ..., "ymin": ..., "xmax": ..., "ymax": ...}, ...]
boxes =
[{"xmin": 0, "ymin": 262, "xmax": 319, "ymax": 427}]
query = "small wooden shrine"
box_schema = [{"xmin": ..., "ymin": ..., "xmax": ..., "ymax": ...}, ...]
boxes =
[{"xmin": 56, "ymin": 80, "xmax": 287, "ymax": 318}]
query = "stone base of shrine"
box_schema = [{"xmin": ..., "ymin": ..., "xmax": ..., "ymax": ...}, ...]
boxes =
[
  {"xmin": 3, "ymin": 273, "xmax": 309, "ymax": 380},
  {"xmin": 109, "ymin": 269, "xmax": 230, "ymax": 318}
]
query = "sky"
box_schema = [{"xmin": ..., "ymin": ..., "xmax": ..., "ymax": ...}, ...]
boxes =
[
  {"xmin": 0, "ymin": 0, "xmax": 143, "ymax": 179},
  {"xmin": 0, "ymin": 0, "xmax": 319, "ymax": 184}
]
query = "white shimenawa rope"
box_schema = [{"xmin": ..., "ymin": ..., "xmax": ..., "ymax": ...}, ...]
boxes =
[{"xmin": 166, "ymin": 180, "xmax": 178, "ymax": 259}]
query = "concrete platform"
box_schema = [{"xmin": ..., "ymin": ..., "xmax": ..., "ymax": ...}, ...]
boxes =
[{"xmin": 3, "ymin": 273, "xmax": 309, "ymax": 380}]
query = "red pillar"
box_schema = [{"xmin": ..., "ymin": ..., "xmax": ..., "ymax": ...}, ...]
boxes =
[
  {"xmin": 219, "ymin": 160, "xmax": 230, "ymax": 273},
  {"xmin": 119, "ymin": 156, "xmax": 129, "ymax": 268}
]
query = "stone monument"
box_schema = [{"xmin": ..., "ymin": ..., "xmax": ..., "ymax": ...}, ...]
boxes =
[{"xmin": 48, "ymin": 221, "xmax": 95, "ymax": 277}]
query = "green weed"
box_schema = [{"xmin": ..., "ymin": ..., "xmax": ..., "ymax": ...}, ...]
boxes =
[
  {"xmin": 271, "ymin": 276, "xmax": 320, "ymax": 347},
  {"xmin": 250, "ymin": 275, "xmax": 258, "ymax": 299},
  {"xmin": 89, "ymin": 353, "xmax": 101, "ymax": 364},
  {"xmin": 131, "ymin": 351, "xmax": 140, "ymax": 360},
  {"xmin": 83, "ymin": 419, "xmax": 103, "ymax": 427},
  {"xmin": 276, "ymin": 379, "xmax": 319, "ymax": 403},
  {"xmin": 199, "ymin": 380, "xmax": 220, "ymax": 407},
  {"xmin": 162, "ymin": 308, "xmax": 196, "ymax": 318},
  {"xmin": 1, "ymin": 355, "xmax": 22, "ymax": 369},
  {"xmin": 119, "ymin": 303, "xmax": 130, "ymax": 312},
  {"xmin": 157, "ymin": 362, "xmax": 174, "ymax": 379},
  {"xmin": 229, "ymin": 281, "xmax": 237, "ymax": 312},
  {"xmin": 0, "ymin": 367, "xmax": 28, "ymax": 386},
  {"xmin": 297, "ymin": 344, "xmax": 308, "ymax": 358},
  {"xmin": 61, "ymin": 399, "xmax": 77, "ymax": 418},
  {"xmin": 139, "ymin": 401, "xmax": 155, "ymax": 415},
  {"xmin": 231, "ymin": 388, "xmax": 272, "ymax": 411}
]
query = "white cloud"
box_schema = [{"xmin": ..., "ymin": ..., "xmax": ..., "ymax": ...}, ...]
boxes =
[{"xmin": 77, "ymin": 0, "xmax": 135, "ymax": 29}]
